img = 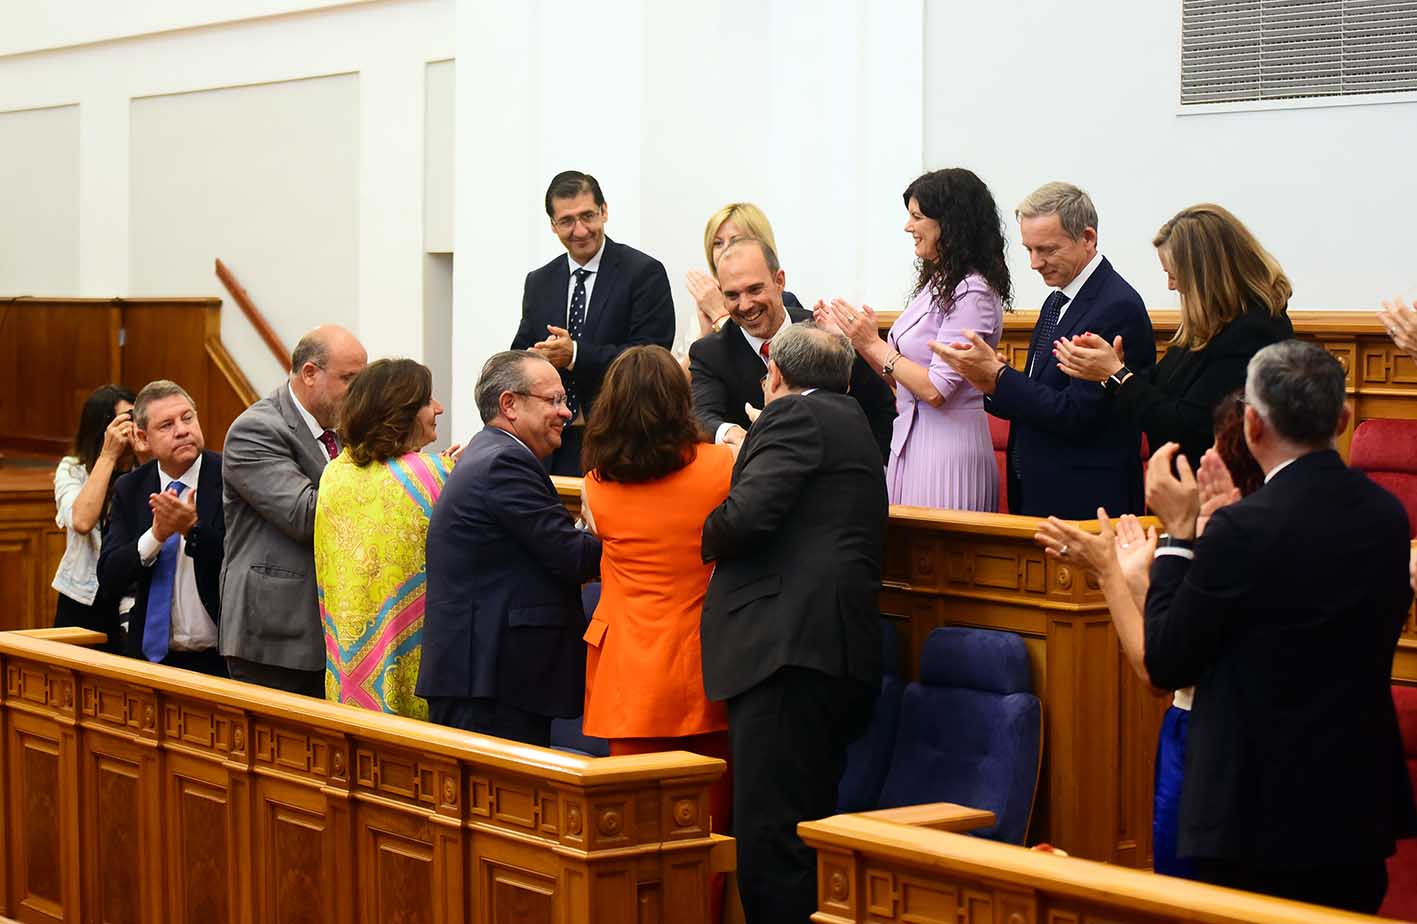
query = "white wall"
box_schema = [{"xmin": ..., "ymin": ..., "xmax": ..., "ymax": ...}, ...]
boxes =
[
  {"xmin": 0, "ymin": 0, "xmax": 453, "ymax": 394},
  {"xmin": 922, "ymin": 0, "xmax": 1417, "ymax": 313},
  {"xmin": 451, "ymin": 0, "xmax": 924, "ymax": 440},
  {"xmin": 0, "ymin": 104, "xmax": 80, "ymax": 295}
]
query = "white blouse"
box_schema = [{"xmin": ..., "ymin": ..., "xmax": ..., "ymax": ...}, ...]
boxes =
[{"xmin": 52, "ymin": 456, "xmax": 102, "ymax": 605}]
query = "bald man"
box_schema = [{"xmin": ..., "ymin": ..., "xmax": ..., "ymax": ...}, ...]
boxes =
[{"xmin": 220, "ymin": 325, "xmax": 367, "ymax": 695}]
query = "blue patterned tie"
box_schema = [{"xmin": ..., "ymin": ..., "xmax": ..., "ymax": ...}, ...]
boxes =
[
  {"xmin": 1029, "ymin": 290, "xmax": 1070, "ymax": 380},
  {"xmin": 141, "ymin": 479, "xmax": 186, "ymax": 663},
  {"xmin": 566, "ymin": 268, "xmax": 591, "ymax": 420}
]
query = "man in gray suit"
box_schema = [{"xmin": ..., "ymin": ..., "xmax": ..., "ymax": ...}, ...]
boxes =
[{"xmin": 220, "ymin": 325, "xmax": 367, "ymax": 695}]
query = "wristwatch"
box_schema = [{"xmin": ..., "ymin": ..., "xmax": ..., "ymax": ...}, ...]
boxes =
[
  {"xmin": 1156, "ymin": 534, "xmax": 1195, "ymax": 551},
  {"xmin": 1102, "ymin": 366, "xmax": 1133, "ymax": 394}
]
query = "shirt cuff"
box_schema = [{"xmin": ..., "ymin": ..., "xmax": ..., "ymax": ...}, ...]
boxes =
[
  {"xmin": 714, "ymin": 422, "xmax": 736, "ymax": 444},
  {"xmin": 568, "ymin": 340, "xmax": 578, "ymax": 371},
  {"xmin": 137, "ymin": 528, "xmax": 164, "ymax": 566},
  {"xmin": 1153, "ymin": 546, "xmax": 1195, "ymax": 561}
]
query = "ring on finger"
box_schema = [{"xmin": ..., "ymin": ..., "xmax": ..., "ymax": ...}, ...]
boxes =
[{"xmin": 1059, "ymin": 544, "xmax": 1070, "ymax": 557}]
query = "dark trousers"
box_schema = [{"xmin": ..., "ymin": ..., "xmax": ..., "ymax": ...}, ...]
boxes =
[
  {"xmin": 426, "ymin": 696, "xmax": 552, "ymax": 748},
  {"xmin": 544, "ymin": 425, "xmax": 584, "ymax": 477},
  {"xmin": 1192, "ymin": 857, "xmax": 1388, "ymax": 915},
  {"xmin": 161, "ymin": 648, "xmax": 229, "ymax": 677},
  {"xmin": 55, "ymin": 591, "xmax": 124, "ymax": 654},
  {"xmin": 727, "ymin": 667, "xmax": 875, "ymax": 924},
  {"xmin": 226, "ymin": 657, "xmax": 324, "ymax": 697}
]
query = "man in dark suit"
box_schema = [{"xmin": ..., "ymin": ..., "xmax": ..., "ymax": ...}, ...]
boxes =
[
  {"xmin": 98, "ymin": 380, "xmax": 226, "ymax": 675},
  {"xmin": 932, "ymin": 182, "xmax": 1154, "ymax": 517},
  {"xmin": 416, "ymin": 350, "xmax": 602, "ymax": 746},
  {"xmin": 701, "ymin": 322, "xmax": 888, "ymax": 923},
  {"xmin": 688, "ymin": 238, "xmax": 895, "ymax": 461},
  {"xmin": 1143, "ymin": 340, "xmax": 1415, "ymax": 914},
  {"xmin": 510, "ymin": 170, "xmax": 675, "ymax": 475}
]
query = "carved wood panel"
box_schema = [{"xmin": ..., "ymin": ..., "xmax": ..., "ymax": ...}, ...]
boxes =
[
  {"xmin": 481, "ymin": 860, "xmax": 555, "ymax": 924},
  {"xmin": 0, "ymin": 530, "xmax": 41, "ymax": 633},
  {"xmin": 356, "ymin": 801, "xmax": 439, "ymax": 924},
  {"xmin": 81, "ymin": 732, "xmax": 154, "ymax": 924},
  {"xmin": 6, "ymin": 718, "xmax": 64, "ymax": 922},
  {"xmin": 255, "ymin": 775, "xmax": 335, "ymax": 924}
]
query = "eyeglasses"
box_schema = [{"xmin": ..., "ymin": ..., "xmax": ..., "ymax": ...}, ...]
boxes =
[
  {"xmin": 516, "ymin": 391, "xmax": 570, "ymax": 409},
  {"xmin": 552, "ymin": 210, "xmax": 604, "ymax": 232}
]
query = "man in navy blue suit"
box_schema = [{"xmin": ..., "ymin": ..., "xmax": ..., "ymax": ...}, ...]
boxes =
[
  {"xmin": 510, "ymin": 170, "xmax": 675, "ymax": 475},
  {"xmin": 416, "ymin": 351, "xmax": 601, "ymax": 746},
  {"xmin": 933, "ymin": 182, "xmax": 1154, "ymax": 518},
  {"xmin": 99, "ymin": 380, "xmax": 226, "ymax": 675}
]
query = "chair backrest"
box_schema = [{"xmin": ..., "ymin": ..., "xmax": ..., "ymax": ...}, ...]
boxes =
[
  {"xmin": 988, "ymin": 415, "xmax": 1011, "ymax": 513},
  {"xmin": 838, "ymin": 620, "xmax": 905, "ymax": 812},
  {"xmin": 1350, "ymin": 419, "xmax": 1417, "ymax": 538},
  {"xmin": 877, "ymin": 626, "xmax": 1042, "ymax": 844}
]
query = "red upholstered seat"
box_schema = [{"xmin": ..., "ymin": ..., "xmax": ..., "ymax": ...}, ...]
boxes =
[
  {"xmin": 1351, "ymin": 419, "xmax": 1417, "ymax": 539},
  {"xmin": 1382, "ymin": 686, "xmax": 1417, "ymax": 921},
  {"xmin": 988, "ymin": 415, "xmax": 1011, "ymax": 514}
]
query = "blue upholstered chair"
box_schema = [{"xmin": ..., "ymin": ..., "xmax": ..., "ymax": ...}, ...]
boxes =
[
  {"xmin": 876, "ymin": 626, "xmax": 1042, "ymax": 844},
  {"xmin": 837, "ymin": 621, "xmax": 906, "ymax": 812}
]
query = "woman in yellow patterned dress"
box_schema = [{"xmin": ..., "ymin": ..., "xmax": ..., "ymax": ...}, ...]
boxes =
[{"xmin": 314, "ymin": 359, "xmax": 452, "ymax": 719}]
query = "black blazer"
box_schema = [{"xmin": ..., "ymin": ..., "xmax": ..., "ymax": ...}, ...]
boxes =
[
  {"xmin": 700, "ymin": 391, "xmax": 888, "ymax": 701},
  {"xmin": 1117, "ymin": 305, "xmax": 1293, "ymax": 468},
  {"xmin": 97, "ymin": 451, "xmax": 225, "ymax": 659},
  {"xmin": 1145, "ymin": 450, "xmax": 1416, "ymax": 864},
  {"xmin": 688, "ymin": 306, "xmax": 896, "ymax": 461},
  {"xmin": 416, "ymin": 427, "xmax": 601, "ymax": 717},
  {"xmin": 511, "ymin": 237, "xmax": 675, "ymax": 421},
  {"xmin": 987, "ymin": 257, "xmax": 1155, "ymax": 519}
]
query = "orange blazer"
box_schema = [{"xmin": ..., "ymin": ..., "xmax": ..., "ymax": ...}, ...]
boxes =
[{"xmin": 581, "ymin": 444, "xmax": 734, "ymax": 738}]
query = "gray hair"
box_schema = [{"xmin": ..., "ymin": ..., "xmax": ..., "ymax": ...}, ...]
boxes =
[
  {"xmin": 475, "ymin": 350, "xmax": 548, "ymax": 423},
  {"xmin": 133, "ymin": 380, "xmax": 196, "ymax": 429},
  {"xmin": 1244, "ymin": 340, "xmax": 1345, "ymax": 447},
  {"xmin": 290, "ymin": 330, "xmax": 330, "ymax": 374},
  {"xmin": 718, "ymin": 237, "xmax": 781, "ymax": 275},
  {"xmin": 769, "ymin": 321, "xmax": 853, "ymax": 393},
  {"xmin": 1015, "ymin": 181, "xmax": 1099, "ymax": 240}
]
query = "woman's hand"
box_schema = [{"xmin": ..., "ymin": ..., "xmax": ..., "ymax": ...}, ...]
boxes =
[
  {"xmin": 686, "ymin": 270, "xmax": 726, "ymax": 337},
  {"xmin": 1052, "ymin": 332, "xmax": 1125, "ymax": 382},
  {"xmin": 827, "ymin": 299, "xmax": 880, "ymax": 352},
  {"xmin": 812, "ymin": 299, "xmax": 845, "ymax": 336},
  {"xmin": 1380, "ymin": 296, "xmax": 1417, "ymax": 356},
  {"xmin": 1113, "ymin": 513, "xmax": 1158, "ymax": 606},
  {"xmin": 1034, "ymin": 510, "xmax": 1118, "ymax": 578},
  {"xmin": 99, "ymin": 412, "xmax": 135, "ymax": 462},
  {"xmin": 578, "ymin": 484, "xmax": 598, "ymax": 536},
  {"xmin": 1195, "ymin": 447, "xmax": 1241, "ymax": 538}
]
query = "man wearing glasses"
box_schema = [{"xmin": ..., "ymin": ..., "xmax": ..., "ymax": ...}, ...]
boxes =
[
  {"xmin": 417, "ymin": 351, "xmax": 602, "ymax": 745},
  {"xmin": 511, "ymin": 170, "xmax": 675, "ymax": 475}
]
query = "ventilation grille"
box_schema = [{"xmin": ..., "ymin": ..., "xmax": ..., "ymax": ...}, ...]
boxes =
[{"xmin": 1181, "ymin": 0, "xmax": 1417, "ymax": 104}]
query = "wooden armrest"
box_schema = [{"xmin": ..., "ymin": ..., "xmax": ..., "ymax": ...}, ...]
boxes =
[
  {"xmin": 858, "ymin": 802, "xmax": 997, "ymax": 833},
  {"xmin": 10, "ymin": 627, "xmax": 108, "ymax": 647}
]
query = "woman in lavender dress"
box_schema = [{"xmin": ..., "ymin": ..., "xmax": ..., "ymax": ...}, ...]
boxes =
[{"xmin": 822, "ymin": 168, "xmax": 1011, "ymax": 510}]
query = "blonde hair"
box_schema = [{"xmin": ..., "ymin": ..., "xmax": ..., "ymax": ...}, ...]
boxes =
[
  {"xmin": 703, "ymin": 203, "xmax": 779, "ymax": 274},
  {"xmin": 1153, "ymin": 203, "xmax": 1291, "ymax": 350},
  {"xmin": 1015, "ymin": 181, "xmax": 1098, "ymax": 240}
]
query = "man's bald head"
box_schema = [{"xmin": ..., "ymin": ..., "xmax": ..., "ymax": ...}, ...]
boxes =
[{"xmin": 289, "ymin": 325, "xmax": 368, "ymax": 428}]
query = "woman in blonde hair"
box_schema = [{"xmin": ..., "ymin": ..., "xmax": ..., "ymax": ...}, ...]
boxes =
[
  {"xmin": 684, "ymin": 202, "xmax": 802, "ymax": 338},
  {"xmin": 1053, "ymin": 203, "xmax": 1293, "ymax": 467}
]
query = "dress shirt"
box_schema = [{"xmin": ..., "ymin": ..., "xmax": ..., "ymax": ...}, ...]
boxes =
[
  {"xmin": 490, "ymin": 424, "xmax": 536, "ymax": 458},
  {"xmin": 564, "ymin": 239, "xmax": 607, "ymax": 370},
  {"xmin": 288, "ymin": 382, "xmax": 333, "ymax": 450},
  {"xmin": 714, "ymin": 314, "xmax": 792, "ymax": 444},
  {"xmin": 1264, "ymin": 456, "xmax": 1300, "ymax": 483},
  {"xmin": 136, "ymin": 455, "xmax": 217, "ymax": 652},
  {"xmin": 1054, "ymin": 251, "xmax": 1104, "ymax": 327}
]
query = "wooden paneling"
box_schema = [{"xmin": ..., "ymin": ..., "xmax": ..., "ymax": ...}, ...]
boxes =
[
  {"xmin": 0, "ymin": 467, "xmax": 65, "ymax": 632},
  {"xmin": 801, "ymin": 808, "xmax": 1398, "ymax": 924},
  {"xmin": 0, "ymin": 628, "xmax": 726, "ymax": 924}
]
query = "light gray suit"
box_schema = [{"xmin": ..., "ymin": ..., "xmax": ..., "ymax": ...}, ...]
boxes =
[{"xmin": 219, "ymin": 385, "xmax": 328, "ymax": 678}]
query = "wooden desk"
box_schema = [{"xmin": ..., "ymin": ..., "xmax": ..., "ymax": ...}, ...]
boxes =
[{"xmin": 0, "ymin": 628, "xmax": 726, "ymax": 923}]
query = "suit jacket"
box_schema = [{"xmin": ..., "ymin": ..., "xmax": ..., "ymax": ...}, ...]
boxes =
[
  {"xmin": 511, "ymin": 237, "xmax": 675, "ymax": 422},
  {"xmin": 700, "ymin": 391, "xmax": 888, "ymax": 701},
  {"xmin": 1145, "ymin": 450, "xmax": 1416, "ymax": 864},
  {"xmin": 688, "ymin": 306, "xmax": 896, "ymax": 461},
  {"xmin": 416, "ymin": 426, "xmax": 602, "ymax": 716},
  {"xmin": 219, "ymin": 386, "xmax": 329, "ymax": 671},
  {"xmin": 987, "ymin": 257, "xmax": 1155, "ymax": 519},
  {"xmin": 98, "ymin": 451, "xmax": 225, "ymax": 659},
  {"xmin": 1117, "ymin": 305, "xmax": 1293, "ymax": 468}
]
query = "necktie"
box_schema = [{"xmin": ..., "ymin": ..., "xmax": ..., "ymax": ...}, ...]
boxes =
[
  {"xmin": 142, "ymin": 479, "xmax": 187, "ymax": 663},
  {"xmin": 1029, "ymin": 290, "xmax": 1070, "ymax": 380},
  {"xmin": 318, "ymin": 429, "xmax": 338, "ymax": 460},
  {"xmin": 760, "ymin": 341, "xmax": 771, "ymax": 362},
  {"xmin": 566, "ymin": 268, "xmax": 592, "ymax": 420}
]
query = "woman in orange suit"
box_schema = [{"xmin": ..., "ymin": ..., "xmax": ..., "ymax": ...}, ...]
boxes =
[{"xmin": 580, "ymin": 345, "xmax": 734, "ymax": 837}]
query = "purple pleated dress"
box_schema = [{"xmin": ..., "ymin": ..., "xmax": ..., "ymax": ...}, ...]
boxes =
[{"xmin": 886, "ymin": 275, "xmax": 1003, "ymax": 511}]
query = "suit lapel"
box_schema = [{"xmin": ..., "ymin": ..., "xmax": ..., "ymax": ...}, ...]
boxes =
[
  {"xmin": 139, "ymin": 463, "xmax": 160, "ymax": 535},
  {"xmin": 1052, "ymin": 257, "xmax": 1114, "ymax": 343},
  {"xmin": 195, "ymin": 450, "xmax": 219, "ymax": 522},
  {"xmin": 581, "ymin": 239, "xmax": 621, "ymax": 342},
  {"xmin": 274, "ymin": 386, "xmax": 329, "ymax": 475}
]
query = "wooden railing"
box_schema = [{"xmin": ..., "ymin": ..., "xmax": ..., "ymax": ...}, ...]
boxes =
[
  {"xmin": 0, "ymin": 628, "xmax": 728, "ymax": 923},
  {"xmin": 800, "ymin": 805, "xmax": 1403, "ymax": 923},
  {"xmin": 214, "ymin": 258, "xmax": 291, "ymax": 372}
]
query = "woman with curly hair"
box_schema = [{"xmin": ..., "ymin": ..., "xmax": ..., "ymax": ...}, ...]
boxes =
[
  {"xmin": 313, "ymin": 358, "xmax": 452, "ymax": 719},
  {"xmin": 821, "ymin": 167, "xmax": 1011, "ymax": 509}
]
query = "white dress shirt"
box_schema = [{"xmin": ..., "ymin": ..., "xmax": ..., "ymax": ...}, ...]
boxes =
[
  {"xmin": 1055, "ymin": 251, "xmax": 1104, "ymax": 326},
  {"xmin": 714, "ymin": 314, "xmax": 792, "ymax": 444},
  {"xmin": 136, "ymin": 455, "xmax": 217, "ymax": 652},
  {"xmin": 564, "ymin": 239, "xmax": 607, "ymax": 370},
  {"xmin": 288, "ymin": 382, "xmax": 333, "ymax": 452}
]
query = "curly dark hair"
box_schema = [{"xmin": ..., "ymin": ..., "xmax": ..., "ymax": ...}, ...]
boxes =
[
  {"xmin": 337, "ymin": 358, "xmax": 433, "ymax": 466},
  {"xmin": 903, "ymin": 168, "xmax": 1012, "ymax": 316},
  {"xmin": 1211, "ymin": 388, "xmax": 1264, "ymax": 497},
  {"xmin": 582, "ymin": 345, "xmax": 702, "ymax": 483}
]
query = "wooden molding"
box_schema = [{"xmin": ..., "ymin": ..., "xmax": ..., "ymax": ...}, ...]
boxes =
[{"xmin": 215, "ymin": 258, "xmax": 291, "ymax": 372}]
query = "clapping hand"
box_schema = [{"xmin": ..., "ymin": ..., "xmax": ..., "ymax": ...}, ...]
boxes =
[
  {"xmin": 1053, "ymin": 332, "xmax": 1125, "ymax": 382},
  {"xmin": 1195, "ymin": 447, "xmax": 1241, "ymax": 538},
  {"xmin": 531, "ymin": 325, "xmax": 575, "ymax": 369},
  {"xmin": 1379, "ymin": 296, "xmax": 1417, "ymax": 356},
  {"xmin": 149, "ymin": 485, "xmax": 197, "ymax": 542},
  {"xmin": 825, "ymin": 299, "xmax": 879, "ymax": 351},
  {"xmin": 686, "ymin": 270, "xmax": 726, "ymax": 336},
  {"xmin": 929, "ymin": 330, "xmax": 1005, "ymax": 394},
  {"xmin": 744, "ymin": 402, "xmax": 761, "ymax": 424},
  {"xmin": 1145, "ymin": 443, "xmax": 1200, "ymax": 540},
  {"xmin": 1113, "ymin": 514, "xmax": 1158, "ymax": 606},
  {"xmin": 812, "ymin": 300, "xmax": 845, "ymax": 336},
  {"xmin": 1034, "ymin": 511, "xmax": 1116, "ymax": 577}
]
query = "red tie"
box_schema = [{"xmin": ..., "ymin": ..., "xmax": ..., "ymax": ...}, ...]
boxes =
[
  {"xmin": 318, "ymin": 430, "xmax": 338, "ymax": 460},
  {"xmin": 760, "ymin": 341, "xmax": 771, "ymax": 362}
]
